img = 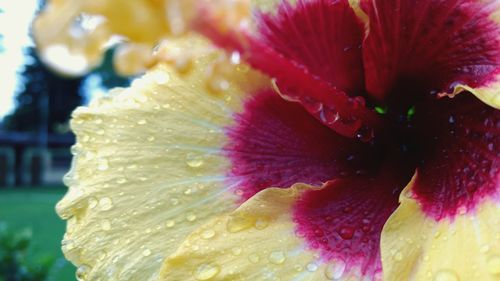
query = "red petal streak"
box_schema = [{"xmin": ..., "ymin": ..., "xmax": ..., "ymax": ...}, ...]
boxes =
[
  {"xmin": 293, "ymin": 166, "xmax": 411, "ymax": 279},
  {"xmin": 258, "ymin": 0, "xmax": 365, "ymax": 95},
  {"xmin": 361, "ymin": 0, "xmax": 500, "ymax": 100},
  {"xmin": 224, "ymin": 90, "xmax": 376, "ymax": 201},
  {"xmin": 193, "ymin": 3, "xmax": 385, "ymax": 140},
  {"xmin": 413, "ymin": 94, "xmax": 500, "ymax": 220}
]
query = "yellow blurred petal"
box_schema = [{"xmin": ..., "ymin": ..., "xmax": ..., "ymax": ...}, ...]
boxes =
[
  {"xmin": 60, "ymin": 36, "xmax": 266, "ymax": 280},
  {"xmin": 381, "ymin": 174, "xmax": 500, "ymax": 281},
  {"xmin": 33, "ymin": 0, "xmax": 251, "ymax": 75},
  {"xmin": 160, "ymin": 184, "xmax": 371, "ymax": 281}
]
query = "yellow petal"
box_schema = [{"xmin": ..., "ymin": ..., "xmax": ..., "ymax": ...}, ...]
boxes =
[
  {"xmin": 381, "ymin": 174, "xmax": 500, "ymax": 281},
  {"xmin": 449, "ymin": 78, "xmax": 500, "ymax": 109},
  {"xmin": 160, "ymin": 183, "xmax": 374, "ymax": 281},
  {"xmin": 60, "ymin": 36, "xmax": 266, "ymax": 281}
]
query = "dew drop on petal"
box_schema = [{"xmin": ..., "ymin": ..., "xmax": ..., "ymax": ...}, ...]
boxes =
[
  {"xmin": 99, "ymin": 197, "xmax": 113, "ymax": 211},
  {"xmin": 338, "ymin": 226, "xmax": 355, "ymax": 240},
  {"xmin": 97, "ymin": 158, "xmax": 109, "ymax": 171},
  {"xmin": 186, "ymin": 153, "xmax": 204, "ymax": 168},
  {"xmin": 248, "ymin": 253, "xmax": 260, "ymax": 263},
  {"xmin": 116, "ymin": 177, "xmax": 127, "ymax": 184},
  {"xmin": 254, "ymin": 218, "xmax": 269, "ymax": 230},
  {"xmin": 186, "ymin": 213, "xmax": 197, "ymax": 222},
  {"xmin": 76, "ymin": 264, "xmax": 90, "ymax": 281},
  {"xmin": 166, "ymin": 220, "xmax": 175, "ymax": 228},
  {"xmin": 268, "ymin": 251, "xmax": 286, "ymax": 264},
  {"xmin": 231, "ymin": 247, "xmax": 242, "ymax": 256},
  {"xmin": 88, "ymin": 197, "xmax": 98, "ymax": 209},
  {"xmin": 325, "ymin": 260, "xmax": 346, "ymax": 280},
  {"xmin": 201, "ymin": 229, "xmax": 215, "ymax": 239},
  {"xmin": 306, "ymin": 262, "xmax": 318, "ymax": 272},
  {"xmin": 142, "ymin": 249, "xmax": 152, "ymax": 256},
  {"xmin": 194, "ymin": 263, "xmax": 220, "ymax": 280},
  {"xmin": 434, "ymin": 269, "xmax": 459, "ymax": 281},
  {"xmin": 101, "ymin": 219, "xmax": 111, "ymax": 231},
  {"xmin": 393, "ymin": 252, "xmax": 403, "ymax": 261}
]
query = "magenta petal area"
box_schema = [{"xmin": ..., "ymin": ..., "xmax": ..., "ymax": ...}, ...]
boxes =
[
  {"xmin": 193, "ymin": 0, "xmax": 384, "ymax": 140},
  {"xmin": 293, "ymin": 166, "xmax": 412, "ymax": 279},
  {"xmin": 412, "ymin": 94, "xmax": 500, "ymax": 220},
  {"xmin": 361, "ymin": 0, "xmax": 500, "ymax": 100},
  {"xmin": 257, "ymin": 0, "xmax": 365, "ymax": 95},
  {"xmin": 224, "ymin": 90, "xmax": 377, "ymax": 202}
]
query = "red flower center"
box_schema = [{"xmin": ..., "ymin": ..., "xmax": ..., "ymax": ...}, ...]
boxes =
[{"xmin": 199, "ymin": 0, "xmax": 499, "ymax": 278}]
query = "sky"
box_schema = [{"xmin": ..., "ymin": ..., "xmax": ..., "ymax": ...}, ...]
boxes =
[{"xmin": 0, "ymin": 0, "xmax": 38, "ymax": 118}]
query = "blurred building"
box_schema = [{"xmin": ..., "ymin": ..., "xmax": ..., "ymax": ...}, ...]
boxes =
[{"xmin": 0, "ymin": 132, "xmax": 73, "ymax": 187}]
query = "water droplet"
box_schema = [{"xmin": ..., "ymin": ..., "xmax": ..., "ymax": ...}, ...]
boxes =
[
  {"xmin": 448, "ymin": 115, "xmax": 456, "ymax": 124},
  {"xmin": 101, "ymin": 220, "xmax": 111, "ymax": 231},
  {"xmin": 76, "ymin": 264, "xmax": 90, "ymax": 281},
  {"xmin": 487, "ymin": 255, "xmax": 500, "ymax": 275},
  {"xmin": 186, "ymin": 213, "xmax": 197, "ymax": 222},
  {"xmin": 116, "ymin": 177, "xmax": 127, "ymax": 184},
  {"xmin": 325, "ymin": 260, "xmax": 346, "ymax": 280},
  {"xmin": 62, "ymin": 239, "xmax": 75, "ymax": 251},
  {"xmin": 268, "ymin": 251, "xmax": 286, "ymax": 264},
  {"xmin": 88, "ymin": 197, "xmax": 98, "ymax": 209},
  {"xmin": 248, "ymin": 253, "xmax": 260, "ymax": 263},
  {"xmin": 231, "ymin": 247, "xmax": 242, "ymax": 256},
  {"xmin": 186, "ymin": 153, "xmax": 204, "ymax": 168},
  {"xmin": 194, "ymin": 263, "xmax": 220, "ymax": 280},
  {"xmin": 355, "ymin": 126, "xmax": 375, "ymax": 142},
  {"xmin": 338, "ymin": 226, "xmax": 355, "ymax": 240},
  {"xmin": 99, "ymin": 197, "xmax": 113, "ymax": 211},
  {"xmin": 97, "ymin": 158, "xmax": 109, "ymax": 171},
  {"xmin": 137, "ymin": 119, "xmax": 147, "ymax": 125},
  {"xmin": 394, "ymin": 252, "xmax": 403, "ymax": 261},
  {"xmin": 142, "ymin": 249, "xmax": 151, "ymax": 256},
  {"xmin": 166, "ymin": 220, "xmax": 175, "ymax": 228},
  {"xmin": 434, "ymin": 269, "xmax": 459, "ymax": 281},
  {"xmin": 306, "ymin": 262, "xmax": 318, "ymax": 272},
  {"xmin": 254, "ymin": 218, "xmax": 269, "ymax": 230},
  {"xmin": 147, "ymin": 136, "xmax": 155, "ymax": 142},
  {"xmin": 201, "ymin": 229, "xmax": 215, "ymax": 239},
  {"xmin": 81, "ymin": 134, "xmax": 90, "ymax": 142}
]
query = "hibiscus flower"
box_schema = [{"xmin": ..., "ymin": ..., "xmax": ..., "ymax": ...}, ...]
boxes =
[{"xmin": 34, "ymin": 0, "xmax": 499, "ymax": 280}]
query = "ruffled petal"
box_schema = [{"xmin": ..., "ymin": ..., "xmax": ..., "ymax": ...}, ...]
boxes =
[
  {"xmin": 58, "ymin": 36, "xmax": 267, "ymax": 281},
  {"xmin": 196, "ymin": 0, "xmax": 385, "ymax": 140},
  {"xmin": 380, "ymin": 177, "xmax": 500, "ymax": 281},
  {"xmin": 359, "ymin": 0, "xmax": 500, "ymax": 105},
  {"xmin": 160, "ymin": 166, "xmax": 412, "ymax": 280}
]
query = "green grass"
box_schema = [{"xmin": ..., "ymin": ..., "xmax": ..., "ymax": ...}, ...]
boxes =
[{"xmin": 0, "ymin": 186, "xmax": 75, "ymax": 281}]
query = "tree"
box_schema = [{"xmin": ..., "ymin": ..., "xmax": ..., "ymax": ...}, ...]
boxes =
[{"xmin": 2, "ymin": 47, "xmax": 84, "ymax": 134}]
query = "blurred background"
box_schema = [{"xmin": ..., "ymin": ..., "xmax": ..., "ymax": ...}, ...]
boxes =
[{"xmin": 0, "ymin": 1, "xmax": 130, "ymax": 280}]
